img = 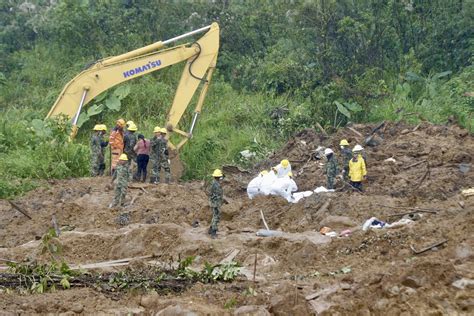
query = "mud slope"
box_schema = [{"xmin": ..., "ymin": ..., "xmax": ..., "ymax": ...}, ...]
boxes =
[{"xmin": 0, "ymin": 122, "xmax": 473, "ymax": 315}]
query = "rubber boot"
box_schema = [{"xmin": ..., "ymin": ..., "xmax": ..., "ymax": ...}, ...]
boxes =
[{"xmin": 210, "ymin": 229, "xmax": 217, "ymax": 239}]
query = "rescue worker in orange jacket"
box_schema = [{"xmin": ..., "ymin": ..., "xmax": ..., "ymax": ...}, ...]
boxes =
[{"xmin": 109, "ymin": 118, "xmax": 126, "ymax": 174}]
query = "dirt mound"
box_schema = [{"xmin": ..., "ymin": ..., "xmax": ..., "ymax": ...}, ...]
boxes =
[{"xmin": 0, "ymin": 122, "xmax": 473, "ymax": 314}]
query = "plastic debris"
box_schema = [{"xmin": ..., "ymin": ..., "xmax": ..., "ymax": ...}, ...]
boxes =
[{"xmin": 256, "ymin": 229, "xmax": 284, "ymax": 237}]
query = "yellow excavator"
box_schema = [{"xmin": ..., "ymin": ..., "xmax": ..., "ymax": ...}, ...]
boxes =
[{"xmin": 46, "ymin": 23, "xmax": 219, "ymax": 150}]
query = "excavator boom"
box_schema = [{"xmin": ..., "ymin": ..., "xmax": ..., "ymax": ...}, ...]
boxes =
[{"xmin": 46, "ymin": 23, "xmax": 219, "ymax": 149}]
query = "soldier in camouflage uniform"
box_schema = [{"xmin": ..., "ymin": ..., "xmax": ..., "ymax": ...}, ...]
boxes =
[
  {"xmin": 208, "ymin": 169, "xmax": 224, "ymax": 239},
  {"xmin": 324, "ymin": 148, "xmax": 338, "ymax": 190},
  {"xmin": 339, "ymin": 139, "xmax": 352, "ymax": 180},
  {"xmin": 109, "ymin": 154, "xmax": 132, "ymax": 208},
  {"xmin": 150, "ymin": 127, "xmax": 171, "ymax": 184},
  {"xmin": 149, "ymin": 126, "xmax": 161, "ymax": 184},
  {"xmin": 123, "ymin": 123, "xmax": 138, "ymax": 175},
  {"xmin": 90, "ymin": 124, "xmax": 108, "ymax": 176}
]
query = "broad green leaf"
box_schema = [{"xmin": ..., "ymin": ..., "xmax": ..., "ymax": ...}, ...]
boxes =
[
  {"xmin": 405, "ymin": 71, "xmax": 422, "ymax": 82},
  {"xmin": 335, "ymin": 101, "xmax": 351, "ymax": 118},
  {"xmin": 76, "ymin": 112, "xmax": 89, "ymax": 128},
  {"xmin": 94, "ymin": 92, "xmax": 108, "ymax": 103},
  {"xmin": 432, "ymin": 70, "xmax": 452, "ymax": 80},
  {"xmin": 86, "ymin": 104, "xmax": 105, "ymax": 117},
  {"xmin": 114, "ymin": 85, "xmax": 131, "ymax": 100},
  {"xmin": 31, "ymin": 119, "xmax": 45, "ymax": 131},
  {"xmin": 105, "ymin": 95, "xmax": 121, "ymax": 111},
  {"xmin": 344, "ymin": 102, "xmax": 362, "ymax": 112}
]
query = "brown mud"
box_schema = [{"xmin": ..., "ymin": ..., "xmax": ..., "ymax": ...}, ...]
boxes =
[{"xmin": 0, "ymin": 121, "xmax": 473, "ymax": 315}]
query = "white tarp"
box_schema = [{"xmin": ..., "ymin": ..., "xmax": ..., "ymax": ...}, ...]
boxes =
[{"xmin": 247, "ymin": 172, "xmax": 297, "ymax": 202}]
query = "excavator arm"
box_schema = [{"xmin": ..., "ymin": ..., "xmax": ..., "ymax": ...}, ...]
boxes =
[{"xmin": 46, "ymin": 23, "xmax": 219, "ymax": 150}]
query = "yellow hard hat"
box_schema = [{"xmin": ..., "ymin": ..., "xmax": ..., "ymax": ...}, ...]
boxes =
[
  {"xmin": 260, "ymin": 170, "xmax": 268, "ymax": 176},
  {"xmin": 126, "ymin": 120, "xmax": 134, "ymax": 127},
  {"xmin": 127, "ymin": 123, "xmax": 138, "ymax": 131},
  {"xmin": 153, "ymin": 126, "xmax": 161, "ymax": 133},
  {"xmin": 93, "ymin": 124, "xmax": 101, "ymax": 131},
  {"xmin": 119, "ymin": 153, "xmax": 128, "ymax": 161},
  {"xmin": 160, "ymin": 128, "xmax": 168, "ymax": 134},
  {"xmin": 340, "ymin": 139, "xmax": 349, "ymax": 146},
  {"xmin": 212, "ymin": 169, "xmax": 223, "ymax": 177},
  {"xmin": 281, "ymin": 159, "xmax": 290, "ymax": 168},
  {"xmin": 100, "ymin": 124, "xmax": 108, "ymax": 131},
  {"xmin": 116, "ymin": 118, "xmax": 126, "ymax": 127}
]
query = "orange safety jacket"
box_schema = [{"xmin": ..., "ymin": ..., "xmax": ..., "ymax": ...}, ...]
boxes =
[{"xmin": 109, "ymin": 128, "xmax": 124, "ymax": 170}]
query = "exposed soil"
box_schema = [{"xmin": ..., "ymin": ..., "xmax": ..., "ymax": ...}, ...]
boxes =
[{"xmin": 0, "ymin": 121, "xmax": 473, "ymax": 315}]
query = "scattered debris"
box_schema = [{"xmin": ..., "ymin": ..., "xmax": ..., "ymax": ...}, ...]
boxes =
[{"xmin": 410, "ymin": 239, "xmax": 448, "ymax": 255}]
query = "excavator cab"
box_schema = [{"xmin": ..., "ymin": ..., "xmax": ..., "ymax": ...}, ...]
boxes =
[{"xmin": 46, "ymin": 23, "xmax": 219, "ymax": 150}]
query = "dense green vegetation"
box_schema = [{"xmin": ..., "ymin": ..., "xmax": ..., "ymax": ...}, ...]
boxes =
[{"xmin": 0, "ymin": 0, "xmax": 472, "ymax": 198}]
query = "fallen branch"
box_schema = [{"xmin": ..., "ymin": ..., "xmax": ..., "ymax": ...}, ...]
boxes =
[
  {"xmin": 259, "ymin": 210, "xmax": 270, "ymax": 231},
  {"xmin": 387, "ymin": 210, "xmax": 437, "ymax": 218},
  {"xmin": 347, "ymin": 127, "xmax": 363, "ymax": 138},
  {"xmin": 0, "ymin": 258, "xmax": 17, "ymax": 263},
  {"xmin": 413, "ymin": 166, "xmax": 430, "ymax": 190},
  {"xmin": 375, "ymin": 204, "xmax": 439, "ymax": 212},
  {"xmin": 410, "ymin": 239, "xmax": 448, "ymax": 255},
  {"xmin": 8, "ymin": 200, "xmax": 32, "ymax": 220},
  {"xmin": 315, "ymin": 122, "xmax": 328, "ymax": 136},
  {"xmin": 402, "ymin": 160, "xmax": 427, "ymax": 170},
  {"xmin": 70, "ymin": 255, "xmax": 154, "ymax": 270}
]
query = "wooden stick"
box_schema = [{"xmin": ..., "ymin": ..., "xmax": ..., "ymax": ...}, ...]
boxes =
[
  {"xmin": 253, "ymin": 253, "xmax": 257, "ymax": 283},
  {"xmin": 140, "ymin": 187, "xmax": 149, "ymax": 194},
  {"xmin": 70, "ymin": 255, "xmax": 154, "ymax": 270},
  {"xmin": 414, "ymin": 167, "xmax": 430, "ymax": 190},
  {"xmin": 402, "ymin": 160, "xmax": 426, "ymax": 170},
  {"xmin": 347, "ymin": 127, "xmax": 363, "ymax": 138},
  {"xmin": 315, "ymin": 122, "xmax": 328, "ymax": 136},
  {"xmin": 51, "ymin": 215, "xmax": 61, "ymax": 237},
  {"xmin": 259, "ymin": 210, "xmax": 270, "ymax": 231},
  {"xmin": 387, "ymin": 210, "xmax": 437, "ymax": 217},
  {"xmin": 410, "ymin": 239, "xmax": 448, "ymax": 255},
  {"xmin": 8, "ymin": 201, "xmax": 32, "ymax": 220},
  {"xmin": 0, "ymin": 258, "xmax": 17, "ymax": 263},
  {"xmin": 375, "ymin": 204, "xmax": 439, "ymax": 212}
]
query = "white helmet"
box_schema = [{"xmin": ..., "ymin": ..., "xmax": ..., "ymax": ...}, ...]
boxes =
[
  {"xmin": 353, "ymin": 144, "xmax": 364, "ymax": 152},
  {"xmin": 324, "ymin": 148, "xmax": 334, "ymax": 155}
]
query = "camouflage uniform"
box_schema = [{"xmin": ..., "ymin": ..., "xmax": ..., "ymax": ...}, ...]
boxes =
[
  {"xmin": 340, "ymin": 147, "xmax": 352, "ymax": 180},
  {"xmin": 123, "ymin": 131, "xmax": 137, "ymax": 165},
  {"xmin": 325, "ymin": 154, "xmax": 338, "ymax": 189},
  {"xmin": 150, "ymin": 137, "xmax": 171, "ymax": 183},
  {"xmin": 110, "ymin": 163, "xmax": 132, "ymax": 207},
  {"xmin": 90, "ymin": 133, "xmax": 107, "ymax": 176},
  {"xmin": 209, "ymin": 179, "xmax": 223, "ymax": 236}
]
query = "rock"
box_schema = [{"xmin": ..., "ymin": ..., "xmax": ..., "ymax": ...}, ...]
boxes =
[
  {"xmin": 340, "ymin": 283, "xmax": 351, "ymax": 290},
  {"xmin": 234, "ymin": 305, "xmax": 271, "ymax": 316},
  {"xmin": 387, "ymin": 286, "xmax": 400, "ymax": 297},
  {"xmin": 71, "ymin": 303, "xmax": 84, "ymax": 314},
  {"xmin": 455, "ymin": 244, "xmax": 473, "ymax": 261},
  {"xmin": 140, "ymin": 294, "xmax": 158, "ymax": 308},
  {"xmin": 401, "ymin": 129, "xmax": 410, "ymax": 135},
  {"xmin": 402, "ymin": 275, "xmax": 422, "ymax": 288},
  {"xmin": 374, "ymin": 298, "xmax": 390, "ymax": 310},
  {"xmin": 452, "ymin": 278, "xmax": 474, "ymax": 290},
  {"xmin": 319, "ymin": 216, "xmax": 356, "ymax": 228},
  {"xmin": 155, "ymin": 304, "xmax": 198, "ymax": 316}
]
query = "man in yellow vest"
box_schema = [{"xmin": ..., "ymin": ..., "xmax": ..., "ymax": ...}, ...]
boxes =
[{"xmin": 348, "ymin": 144, "xmax": 367, "ymax": 191}]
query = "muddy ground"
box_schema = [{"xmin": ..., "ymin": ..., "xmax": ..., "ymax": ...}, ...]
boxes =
[{"xmin": 0, "ymin": 121, "xmax": 473, "ymax": 315}]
